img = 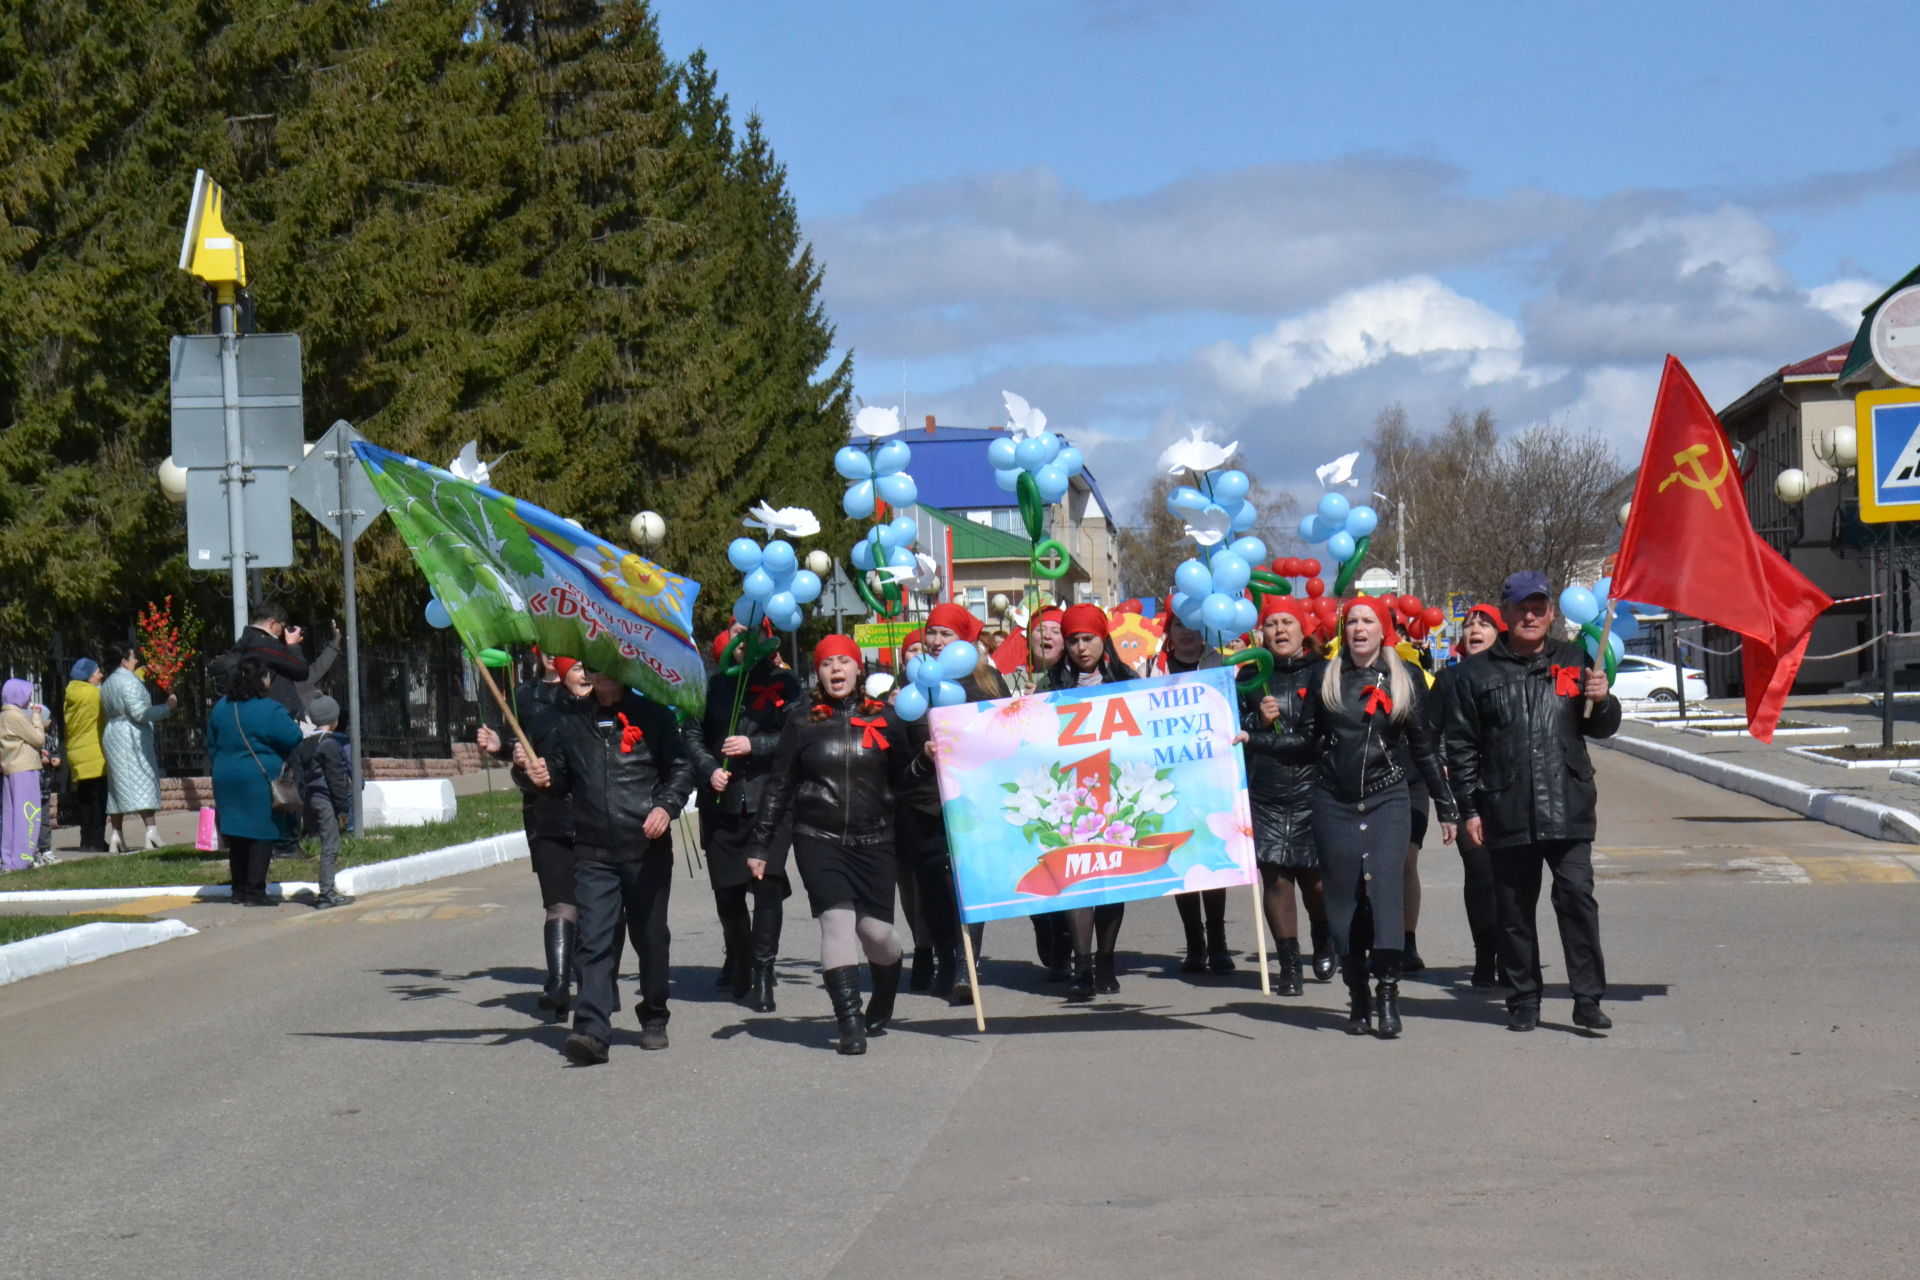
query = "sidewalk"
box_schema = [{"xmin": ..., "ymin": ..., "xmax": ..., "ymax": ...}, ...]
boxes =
[{"xmin": 1602, "ymin": 694, "xmax": 1920, "ymax": 841}]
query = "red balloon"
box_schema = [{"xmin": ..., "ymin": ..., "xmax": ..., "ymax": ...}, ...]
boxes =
[
  {"xmin": 1399, "ymin": 595, "xmax": 1423, "ymax": 617},
  {"xmin": 1422, "ymin": 606, "xmax": 1445, "ymax": 628},
  {"xmin": 1407, "ymin": 618, "xmax": 1429, "ymax": 641},
  {"xmin": 1302, "ymin": 559, "xmax": 1322, "ymax": 578},
  {"xmin": 1277, "ymin": 556, "xmax": 1300, "ymax": 577},
  {"xmin": 1305, "ymin": 577, "xmax": 1326, "ymax": 598}
]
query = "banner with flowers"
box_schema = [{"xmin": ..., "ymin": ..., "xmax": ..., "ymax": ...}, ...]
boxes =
[{"xmin": 926, "ymin": 667, "xmax": 1256, "ymax": 923}]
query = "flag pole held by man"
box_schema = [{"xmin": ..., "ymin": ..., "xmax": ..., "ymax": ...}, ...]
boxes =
[{"xmin": 1612, "ymin": 356, "xmax": 1832, "ymax": 742}]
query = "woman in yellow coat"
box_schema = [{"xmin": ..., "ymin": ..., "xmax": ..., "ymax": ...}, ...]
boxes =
[{"xmin": 63, "ymin": 659, "xmax": 107, "ymax": 853}]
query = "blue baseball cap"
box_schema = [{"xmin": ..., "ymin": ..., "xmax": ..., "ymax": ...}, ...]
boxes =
[{"xmin": 1500, "ymin": 570, "xmax": 1554, "ymax": 603}]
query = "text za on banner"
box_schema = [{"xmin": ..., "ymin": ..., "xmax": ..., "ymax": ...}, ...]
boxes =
[
  {"xmin": 353, "ymin": 442, "xmax": 706, "ymax": 713},
  {"xmin": 927, "ymin": 667, "xmax": 1256, "ymax": 924}
]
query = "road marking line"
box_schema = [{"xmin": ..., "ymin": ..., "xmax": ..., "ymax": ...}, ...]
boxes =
[
  {"xmin": 1724, "ymin": 856, "xmax": 1812, "ymax": 885},
  {"xmin": 1799, "ymin": 856, "xmax": 1918, "ymax": 884}
]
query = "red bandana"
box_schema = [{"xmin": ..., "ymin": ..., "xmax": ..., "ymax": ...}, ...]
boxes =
[
  {"xmin": 616, "ymin": 713, "xmax": 645, "ymax": 754},
  {"xmin": 748, "ymin": 682, "xmax": 786, "ymax": 711},
  {"xmin": 1551, "ymin": 664, "xmax": 1583, "ymax": 698},
  {"xmin": 850, "ymin": 715, "xmax": 890, "ymax": 749},
  {"xmin": 1361, "ymin": 684, "xmax": 1394, "ymax": 718}
]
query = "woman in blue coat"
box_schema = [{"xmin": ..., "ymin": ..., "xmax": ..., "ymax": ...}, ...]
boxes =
[{"xmin": 206, "ymin": 656, "xmax": 304, "ymax": 905}]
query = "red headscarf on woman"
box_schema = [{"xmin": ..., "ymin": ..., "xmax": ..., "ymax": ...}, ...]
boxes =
[
  {"xmin": 925, "ymin": 602, "xmax": 983, "ymax": 643},
  {"xmin": 1340, "ymin": 596, "xmax": 1400, "ymax": 646},
  {"xmin": 897, "ymin": 628, "xmax": 924, "ymax": 672},
  {"xmin": 1061, "ymin": 603, "xmax": 1110, "ymax": 639},
  {"xmin": 1259, "ymin": 594, "xmax": 1322, "ymax": 641},
  {"xmin": 1464, "ymin": 602, "xmax": 1508, "ymax": 632},
  {"xmin": 812, "ymin": 635, "xmax": 862, "ymax": 668}
]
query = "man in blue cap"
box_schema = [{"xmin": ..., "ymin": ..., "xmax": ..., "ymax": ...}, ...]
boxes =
[{"xmin": 1442, "ymin": 570, "xmax": 1620, "ymax": 1033}]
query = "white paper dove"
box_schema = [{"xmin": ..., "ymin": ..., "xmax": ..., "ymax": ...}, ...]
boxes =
[
  {"xmin": 1316, "ymin": 451, "xmax": 1361, "ymax": 488},
  {"xmin": 876, "ymin": 552, "xmax": 941, "ymax": 594},
  {"xmin": 853, "ymin": 405, "xmax": 902, "ymax": 439},
  {"xmin": 1002, "ymin": 390, "xmax": 1048, "ymax": 439},
  {"xmin": 449, "ymin": 441, "xmax": 505, "ymax": 487},
  {"xmin": 1183, "ymin": 506, "xmax": 1234, "ymax": 547},
  {"xmin": 743, "ymin": 502, "xmax": 820, "ymax": 538},
  {"xmin": 1159, "ymin": 426, "xmax": 1238, "ymax": 475}
]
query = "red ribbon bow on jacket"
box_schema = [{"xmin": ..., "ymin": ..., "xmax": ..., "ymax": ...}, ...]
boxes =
[
  {"xmin": 617, "ymin": 713, "xmax": 646, "ymax": 754},
  {"xmin": 849, "ymin": 716, "xmax": 889, "ymax": 749},
  {"xmin": 1361, "ymin": 684, "xmax": 1394, "ymax": 718},
  {"xmin": 1551, "ymin": 664, "xmax": 1583, "ymax": 698},
  {"xmin": 747, "ymin": 682, "xmax": 786, "ymax": 711}
]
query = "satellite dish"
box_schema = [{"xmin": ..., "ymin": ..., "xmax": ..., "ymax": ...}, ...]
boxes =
[{"xmin": 1869, "ymin": 285, "xmax": 1920, "ymax": 387}]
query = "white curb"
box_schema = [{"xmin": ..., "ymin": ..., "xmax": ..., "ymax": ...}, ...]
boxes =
[
  {"xmin": 0, "ymin": 832, "xmax": 528, "ymax": 906},
  {"xmin": 0, "ymin": 919, "xmax": 198, "ymax": 987},
  {"xmin": 334, "ymin": 831, "xmax": 528, "ymax": 895},
  {"xmin": 1597, "ymin": 734, "xmax": 1920, "ymax": 844}
]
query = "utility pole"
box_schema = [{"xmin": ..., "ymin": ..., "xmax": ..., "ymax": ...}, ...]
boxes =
[{"xmin": 180, "ymin": 172, "xmax": 252, "ymax": 640}]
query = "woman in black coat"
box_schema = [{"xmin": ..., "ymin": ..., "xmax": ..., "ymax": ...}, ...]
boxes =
[
  {"xmin": 1299, "ymin": 598, "xmax": 1457, "ymax": 1039},
  {"xmin": 1046, "ymin": 604, "xmax": 1140, "ymax": 1003},
  {"xmin": 1240, "ymin": 597, "xmax": 1334, "ymax": 996},
  {"xmin": 750, "ymin": 635, "xmax": 922, "ymax": 1056},
  {"xmin": 1431, "ymin": 603, "xmax": 1507, "ymax": 987},
  {"xmin": 684, "ymin": 625, "xmax": 801, "ymax": 1013}
]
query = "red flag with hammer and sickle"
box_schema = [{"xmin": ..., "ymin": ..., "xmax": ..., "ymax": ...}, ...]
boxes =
[{"xmin": 1613, "ymin": 356, "xmax": 1831, "ymax": 741}]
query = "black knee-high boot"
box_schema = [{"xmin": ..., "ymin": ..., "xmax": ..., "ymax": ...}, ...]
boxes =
[
  {"xmin": 865, "ymin": 959, "xmax": 903, "ymax": 1034},
  {"xmin": 824, "ymin": 965, "xmax": 866, "ymax": 1055},
  {"xmin": 1204, "ymin": 894, "xmax": 1235, "ymax": 973},
  {"xmin": 747, "ymin": 896, "xmax": 781, "ymax": 1013},
  {"xmin": 1372, "ymin": 948, "xmax": 1403, "ymax": 1039},
  {"xmin": 1309, "ymin": 918, "xmax": 1336, "ymax": 981},
  {"xmin": 538, "ymin": 918, "xmax": 576, "ymax": 1016},
  {"xmin": 1277, "ymin": 938, "xmax": 1303, "ymax": 997},
  {"xmin": 1340, "ymin": 952, "xmax": 1371, "ymax": 1035},
  {"xmin": 720, "ymin": 913, "xmax": 752, "ymax": 1000},
  {"xmin": 1176, "ymin": 893, "xmax": 1206, "ymax": 972}
]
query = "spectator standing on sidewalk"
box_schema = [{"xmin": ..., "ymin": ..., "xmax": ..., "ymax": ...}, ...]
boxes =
[
  {"xmin": 1443, "ymin": 571, "xmax": 1620, "ymax": 1034},
  {"xmin": 0, "ymin": 680, "xmax": 48, "ymax": 871},
  {"xmin": 63, "ymin": 658, "xmax": 107, "ymax": 852},
  {"xmin": 232, "ymin": 603, "xmax": 309, "ymax": 718},
  {"xmin": 289, "ymin": 696, "xmax": 356, "ymax": 909},
  {"xmin": 207, "ymin": 656, "xmax": 304, "ymax": 906},
  {"xmin": 101, "ymin": 643, "xmax": 175, "ymax": 853}
]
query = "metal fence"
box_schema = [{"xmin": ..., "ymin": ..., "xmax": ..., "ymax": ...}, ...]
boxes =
[{"xmin": 0, "ymin": 635, "xmax": 481, "ymax": 779}]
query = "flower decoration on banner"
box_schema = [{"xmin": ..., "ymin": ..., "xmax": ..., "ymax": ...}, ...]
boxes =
[
  {"xmin": 893, "ymin": 637, "xmax": 979, "ymax": 722},
  {"xmin": 835, "ymin": 406, "xmax": 922, "ymax": 618},
  {"xmin": 1294, "ymin": 487, "xmax": 1380, "ymax": 597},
  {"xmin": 1001, "ymin": 758, "xmax": 1175, "ymax": 851},
  {"xmin": 135, "ymin": 596, "xmax": 202, "ymax": 693},
  {"xmin": 987, "ymin": 391, "xmax": 1083, "ymax": 581},
  {"xmin": 1557, "ymin": 576, "xmax": 1642, "ymax": 681},
  {"xmin": 1158, "ymin": 427, "xmax": 1279, "ymax": 691}
]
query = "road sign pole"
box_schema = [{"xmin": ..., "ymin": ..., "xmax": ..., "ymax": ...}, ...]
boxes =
[
  {"xmin": 334, "ymin": 438, "xmax": 366, "ymax": 834},
  {"xmin": 218, "ymin": 316, "xmax": 249, "ymax": 641},
  {"xmin": 1886, "ymin": 525, "xmax": 1898, "ymax": 752}
]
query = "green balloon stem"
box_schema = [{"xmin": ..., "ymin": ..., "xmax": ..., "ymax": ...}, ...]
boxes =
[
  {"xmin": 1331, "ymin": 534, "xmax": 1372, "ymax": 597},
  {"xmin": 1578, "ymin": 620, "xmax": 1620, "ymax": 683},
  {"xmin": 477, "ymin": 648, "xmax": 512, "ymax": 669},
  {"xmin": 1225, "ymin": 646, "xmax": 1273, "ymax": 694}
]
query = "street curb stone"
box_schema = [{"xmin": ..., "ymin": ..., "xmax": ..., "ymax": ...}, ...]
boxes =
[
  {"xmin": 0, "ymin": 919, "xmax": 198, "ymax": 987},
  {"xmin": 1595, "ymin": 734, "xmax": 1920, "ymax": 844},
  {"xmin": 0, "ymin": 831, "xmax": 529, "ymax": 906}
]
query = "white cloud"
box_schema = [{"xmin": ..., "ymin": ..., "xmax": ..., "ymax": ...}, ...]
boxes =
[
  {"xmin": 1807, "ymin": 278, "xmax": 1880, "ymax": 329},
  {"xmin": 1200, "ymin": 276, "xmax": 1529, "ymax": 404}
]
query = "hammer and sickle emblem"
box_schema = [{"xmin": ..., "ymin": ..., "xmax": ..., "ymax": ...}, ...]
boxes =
[{"xmin": 1656, "ymin": 442, "xmax": 1731, "ymax": 510}]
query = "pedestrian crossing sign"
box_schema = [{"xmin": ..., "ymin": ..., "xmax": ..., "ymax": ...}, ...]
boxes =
[{"xmin": 1855, "ymin": 387, "xmax": 1920, "ymax": 522}]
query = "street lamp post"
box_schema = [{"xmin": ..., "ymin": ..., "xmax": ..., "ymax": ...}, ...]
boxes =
[{"xmin": 1371, "ymin": 490, "xmax": 1410, "ymax": 596}]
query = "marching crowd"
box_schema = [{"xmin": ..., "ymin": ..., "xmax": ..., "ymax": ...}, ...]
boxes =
[{"xmin": 480, "ymin": 569, "xmax": 1621, "ymax": 1067}]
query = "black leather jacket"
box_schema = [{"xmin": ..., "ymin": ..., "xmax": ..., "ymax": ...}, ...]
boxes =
[
  {"xmin": 498, "ymin": 678, "xmax": 574, "ymax": 841},
  {"xmin": 683, "ymin": 662, "xmax": 801, "ymax": 820},
  {"xmin": 1442, "ymin": 635, "xmax": 1621, "ymax": 849},
  {"xmin": 751, "ymin": 696, "xmax": 921, "ymax": 850},
  {"xmin": 528, "ymin": 690, "xmax": 694, "ymax": 858},
  {"xmin": 1300, "ymin": 655, "xmax": 1457, "ymax": 820},
  {"xmin": 1240, "ymin": 653, "xmax": 1319, "ymax": 855}
]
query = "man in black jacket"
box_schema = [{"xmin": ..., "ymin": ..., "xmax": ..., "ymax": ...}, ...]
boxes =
[
  {"xmin": 1444, "ymin": 571, "xmax": 1621, "ymax": 1034},
  {"xmin": 233, "ymin": 602, "xmax": 310, "ymax": 717},
  {"xmin": 521, "ymin": 666, "xmax": 695, "ymax": 1066}
]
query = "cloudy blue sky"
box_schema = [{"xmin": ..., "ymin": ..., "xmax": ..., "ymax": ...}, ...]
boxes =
[{"xmin": 654, "ymin": 0, "xmax": 1920, "ymax": 520}]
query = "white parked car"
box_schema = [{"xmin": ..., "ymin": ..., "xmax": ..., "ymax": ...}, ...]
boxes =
[{"xmin": 1610, "ymin": 655, "xmax": 1709, "ymax": 704}]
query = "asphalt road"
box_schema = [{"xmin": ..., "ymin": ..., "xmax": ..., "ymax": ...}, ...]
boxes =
[{"xmin": 3, "ymin": 752, "xmax": 1917, "ymax": 1279}]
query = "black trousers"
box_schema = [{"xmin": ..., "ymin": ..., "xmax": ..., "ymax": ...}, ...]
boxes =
[
  {"xmin": 1491, "ymin": 839, "xmax": 1605, "ymax": 1009},
  {"xmin": 226, "ymin": 835, "xmax": 271, "ymax": 896},
  {"xmin": 72, "ymin": 776, "xmax": 107, "ymax": 851},
  {"xmin": 573, "ymin": 847, "xmax": 674, "ymax": 1039}
]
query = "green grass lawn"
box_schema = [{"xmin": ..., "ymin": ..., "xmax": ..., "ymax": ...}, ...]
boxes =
[
  {"xmin": 0, "ymin": 913, "xmax": 158, "ymax": 945},
  {"xmin": 0, "ymin": 787, "xmax": 523, "ymax": 893}
]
